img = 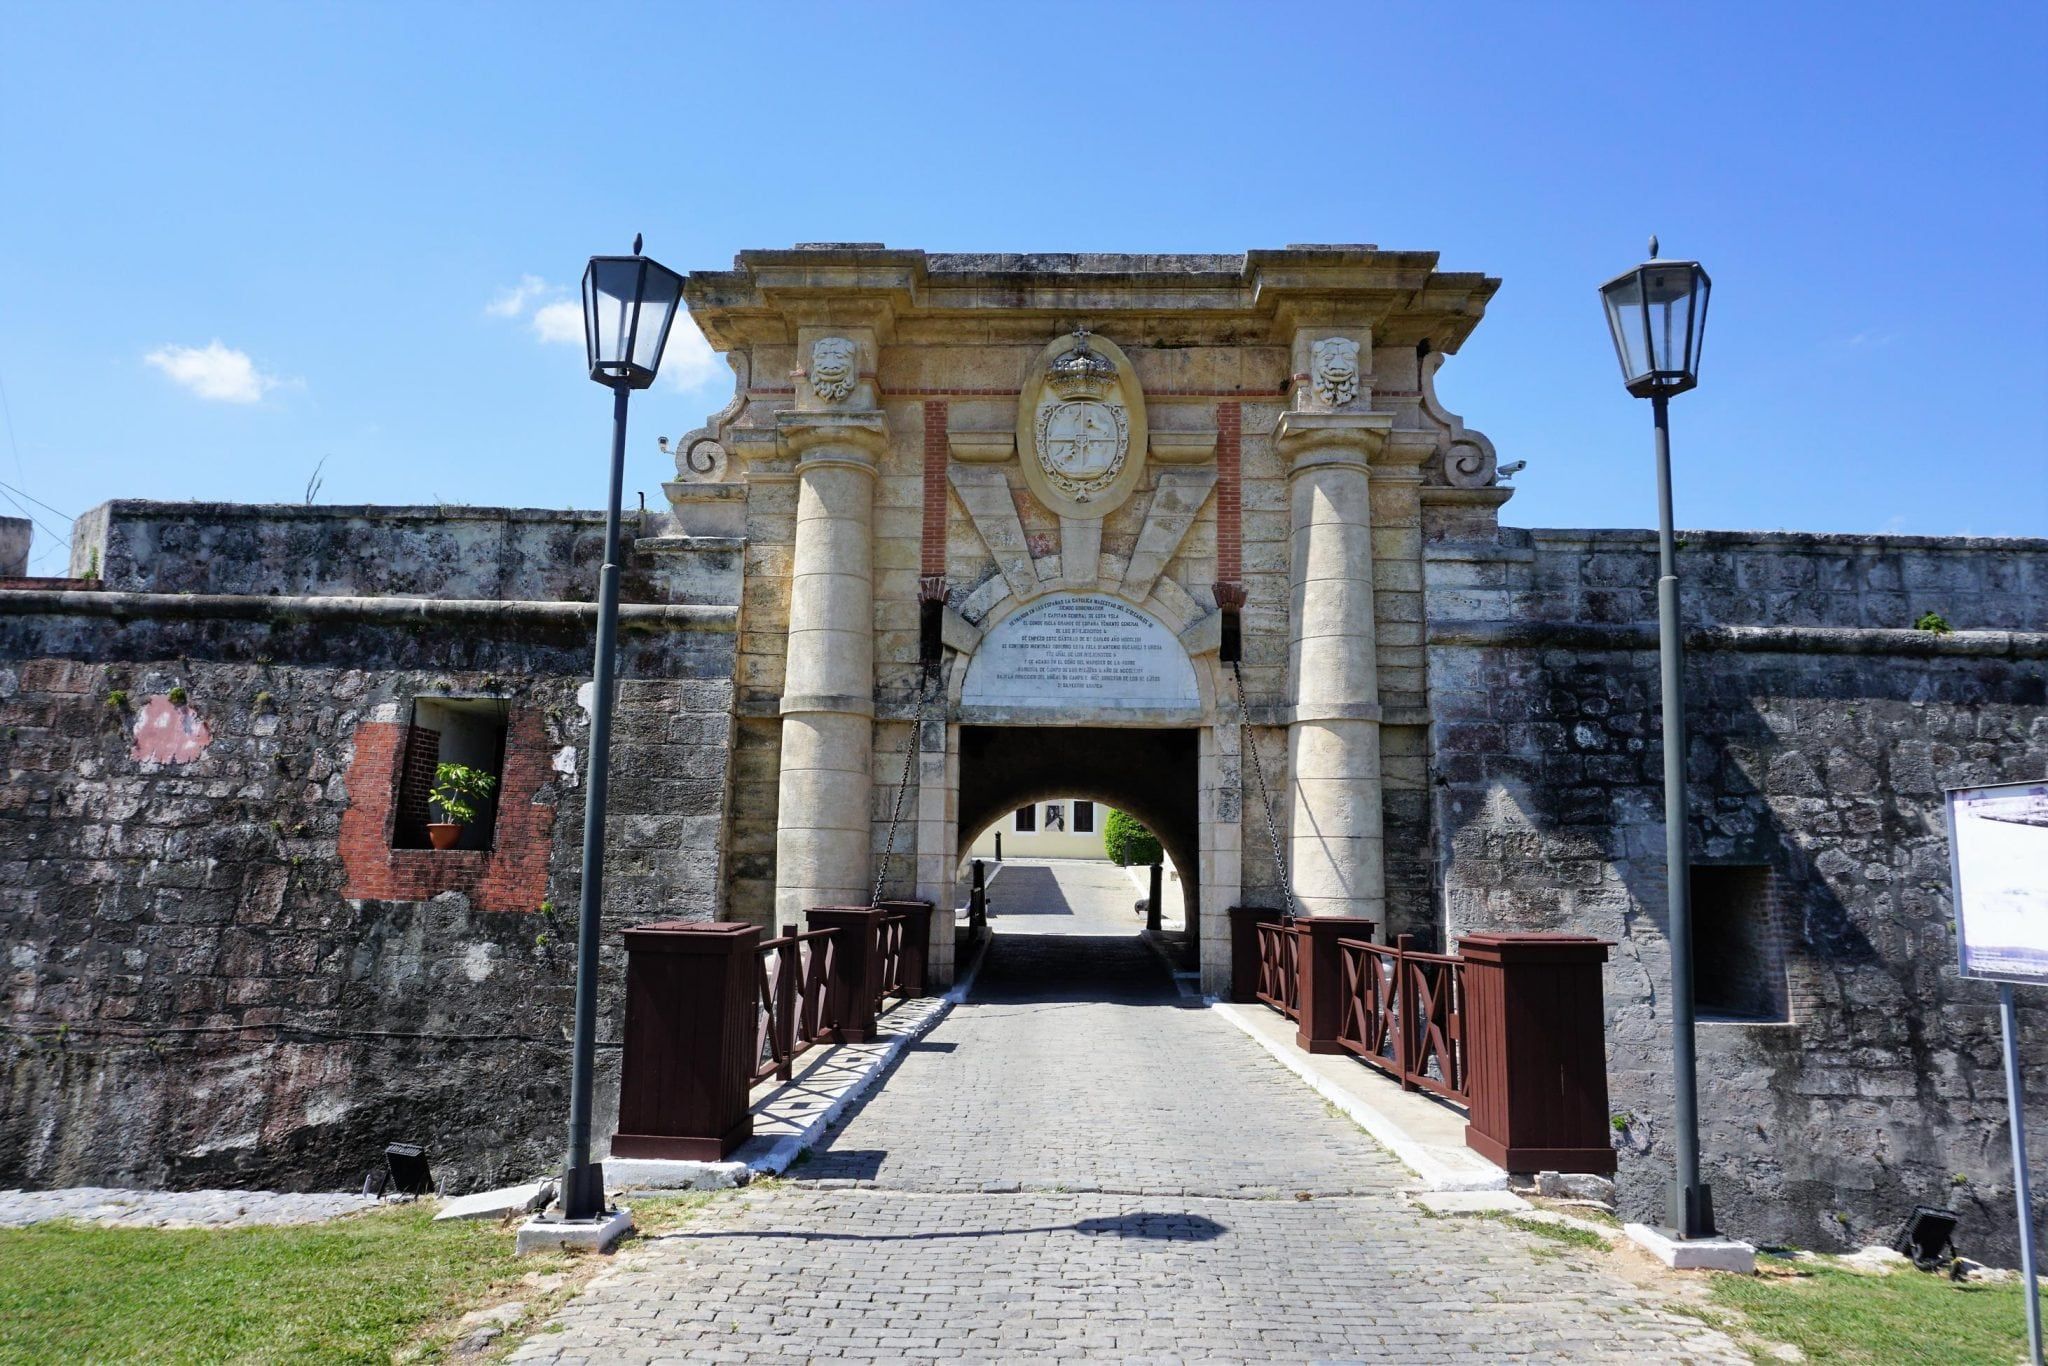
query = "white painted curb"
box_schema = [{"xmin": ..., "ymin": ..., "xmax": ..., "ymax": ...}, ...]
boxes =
[{"xmin": 1210, "ymin": 999, "xmax": 1508, "ymax": 1192}]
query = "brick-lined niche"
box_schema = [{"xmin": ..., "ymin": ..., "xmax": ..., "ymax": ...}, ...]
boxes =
[
  {"xmin": 1689, "ymin": 864, "xmax": 1790, "ymax": 1023},
  {"xmin": 340, "ymin": 705, "xmax": 554, "ymax": 912},
  {"xmin": 392, "ymin": 697, "xmax": 509, "ymax": 850}
]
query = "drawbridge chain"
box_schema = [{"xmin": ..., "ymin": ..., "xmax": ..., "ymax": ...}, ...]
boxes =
[
  {"xmin": 871, "ymin": 660, "xmax": 936, "ymax": 910},
  {"xmin": 1232, "ymin": 657, "xmax": 1297, "ymax": 922}
]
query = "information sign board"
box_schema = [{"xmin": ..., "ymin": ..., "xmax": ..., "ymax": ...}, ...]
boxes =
[{"xmin": 1946, "ymin": 779, "xmax": 2048, "ymax": 986}]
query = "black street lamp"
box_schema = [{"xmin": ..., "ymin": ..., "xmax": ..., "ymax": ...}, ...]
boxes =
[
  {"xmin": 559, "ymin": 235, "xmax": 685, "ymax": 1224},
  {"xmin": 1600, "ymin": 237, "xmax": 1715, "ymax": 1240}
]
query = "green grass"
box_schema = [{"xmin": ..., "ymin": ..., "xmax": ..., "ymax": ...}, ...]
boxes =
[
  {"xmin": 1709, "ymin": 1261, "xmax": 2042, "ymax": 1364},
  {"xmin": 0, "ymin": 1204, "xmax": 566, "ymax": 1364}
]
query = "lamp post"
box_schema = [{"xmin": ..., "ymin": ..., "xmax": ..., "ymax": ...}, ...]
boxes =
[
  {"xmin": 1600, "ymin": 237, "xmax": 1715, "ymax": 1239},
  {"xmin": 558, "ymin": 235, "xmax": 685, "ymax": 1223}
]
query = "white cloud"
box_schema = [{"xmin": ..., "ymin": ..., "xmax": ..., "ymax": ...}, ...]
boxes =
[
  {"xmin": 486, "ymin": 274, "xmax": 550, "ymax": 318},
  {"xmin": 144, "ymin": 341, "xmax": 281, "ymax": 404},
  {"xmin": 662, "ymin": 315, "xmax": 724, "ymax": 392},
  {"xmin": 489, "ymin": 276, "xmax": 724, "ymax": 394},
  {"xmin": 531, "ymin": 299, "xmax": 584, "ymax": 345}
]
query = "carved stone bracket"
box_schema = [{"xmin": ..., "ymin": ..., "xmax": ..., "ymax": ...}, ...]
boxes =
[{"xmin": 1419, "ymin": 350, "xmax": 1502, "ymax": 489}]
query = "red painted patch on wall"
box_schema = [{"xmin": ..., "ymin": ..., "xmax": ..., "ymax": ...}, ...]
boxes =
[
  {"xmin": 338, "ymin": 711, "xmax": 555, "ymax": 912},
  {"xmin": 131, "ymin": 696, "xmax": 213, "ymax": 764}
]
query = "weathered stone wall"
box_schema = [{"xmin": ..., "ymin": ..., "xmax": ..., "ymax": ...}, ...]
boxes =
[
  {"xmin": 1426, "ymin": 529, "xmax": 2048, "ymax": 1261},
  {"xmin": 0, "ymin": 526, "xmax": 738, "ymax": 1195},
  {"xmin": 73, "ymin": 501, "xmax": 658, "ymax": 602}
]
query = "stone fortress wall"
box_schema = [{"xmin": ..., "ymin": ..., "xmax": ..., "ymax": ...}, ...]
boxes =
[
  {"xmin": 2, "ymin": 506, "xmax": 737, "ymax": 1194},
  {"xmin": 1427, "ymin": 521, "xmax": 2048, "ymax": 1260}
]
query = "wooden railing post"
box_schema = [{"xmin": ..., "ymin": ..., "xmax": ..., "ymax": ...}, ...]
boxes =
[
  {"xmin": 877, "ymin": 898, "xmax": 934, "ymax": 997},
  {"xmin": 1459, "ymin": 933, "xmax": 1618, "ymax": 1175},
  {"xmin": 1392, "ymin": 934, "xmax": 1415, "ymax": 1088},
  {"xmin": 805, "ymin": 906, "xmax": 887, "ymax": 1043},
  {"xmin": 611, "ymin": 920, "xmax": 760, "ymax": 1162},
  {"xmin": 1295, "ymin": 916, "xmax": 1379, "ymax": 1054},
  {"xmin": 775, "ymin": 923, "xmax": 800, "ymax": 1081},
  {"xmin": 1228, "ymin": 905, "xmax": 1284, "ymax": 1004}
]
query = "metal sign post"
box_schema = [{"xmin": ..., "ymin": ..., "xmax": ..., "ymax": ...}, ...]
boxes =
[
  {"xmin": 1998, "ymin": 979, "xmax": 2042, "ymax": 1365},
  {"xmin": 1945, "ymin": 778, "xmax": 2046, "ymax": 1364}
]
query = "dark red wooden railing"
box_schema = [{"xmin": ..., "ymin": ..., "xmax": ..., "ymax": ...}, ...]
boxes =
[
  {"xmin": 1254, "ymin": 920, "xmax": 1300, "ymax": 1020},
  {"xmin": 614, "ymin": 901, "xmax": 935, "ymax": 1161},
  {"xmin": 1335, "ymin": 935, "xmax": 1468, "ymax": 1102},
  {"xmin": 1233, "ymin": 912, "xmax": 1616, "ymax": 1176},
  {"xmin": 752, "ymin": 924, "xmax": 840, "ymax": 1085}
]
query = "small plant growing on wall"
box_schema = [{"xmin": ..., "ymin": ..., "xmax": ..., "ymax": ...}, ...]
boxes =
[
  {"xmin": 167, "ymin": 686, "xmax": 188, "ymax": 706},
  {"xmin": 1102, "ymin": 810, "xmax": 1163, "ymax": 867},
  {"xmin": 427, "ymin": 761, "xmax": 498, "ymax": 850},
  {"xmin": 1914, "ymin": 610, "xmax": 1954, "ymax": 634}
]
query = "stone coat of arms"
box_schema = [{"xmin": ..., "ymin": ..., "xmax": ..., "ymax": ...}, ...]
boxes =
[{"xmin": 1032, "ymin": 330, "xmax": 1130, "ymax": 503}]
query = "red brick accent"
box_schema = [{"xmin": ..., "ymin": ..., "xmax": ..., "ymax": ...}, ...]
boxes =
[
  {"xmin": 921, "ymin": 400, "xmax": 949, "ymax": 578},
  {"xmin": 1216, "ymin": 401, "xmax": 1242, "ymax": 582},
  {"xmin": 338, "ymin": 710, "xmax": 555, "ymax": 912}
]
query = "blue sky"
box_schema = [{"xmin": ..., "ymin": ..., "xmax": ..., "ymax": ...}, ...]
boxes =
[{"xmin": 2, "ymin": 2, "xmax": 2043, "ymax": 574}]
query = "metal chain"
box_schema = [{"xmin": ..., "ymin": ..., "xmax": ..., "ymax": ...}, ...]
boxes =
[
  {"xmin": 1232, "ymin": 657, "xmax": 1297, "ymax": 922},
  {"xmin": 871, "ymin": 664, "xmax": 934, "ymax": 909}
]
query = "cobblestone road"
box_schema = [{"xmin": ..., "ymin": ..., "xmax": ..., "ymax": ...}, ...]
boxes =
[{"xmin": 515, "ymin": 864, "xmax": 1742, "ymax": 1363}]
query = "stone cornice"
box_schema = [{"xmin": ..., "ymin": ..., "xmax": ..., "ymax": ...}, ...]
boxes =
[
  {"xmin": 776, "ymin": 411, "xmax": 890, "ymax": 464},
  {"xmin": 684, "ymin": 245, "xmax": 1500, "ymax": 353},
  {"xmin": 0, "ymin": 589, "xmax": 737, "ymax": 633},
  {"xmin": 1274, "ymin": 410, "xmax": 1393, "ymax": 473},
  {"xmin": 1430, "ymin": 620, "xmax": 2048, "ymax": 660}
]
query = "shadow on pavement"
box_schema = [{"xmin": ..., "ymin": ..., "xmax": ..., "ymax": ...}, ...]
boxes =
[{"xmin": 676, "ymin": 1211, "xmax": 1230, "ymax": 1244}]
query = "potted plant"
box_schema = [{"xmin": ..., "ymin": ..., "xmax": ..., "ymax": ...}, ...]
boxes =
[{"xmin": 427, "ymin": 761, "xmax": 498, "ymax": 850}]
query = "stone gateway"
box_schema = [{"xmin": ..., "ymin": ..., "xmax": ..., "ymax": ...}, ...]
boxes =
[{"xmin": 0, "ymin": 244, "xmax": 2043, "ymax": 1262}]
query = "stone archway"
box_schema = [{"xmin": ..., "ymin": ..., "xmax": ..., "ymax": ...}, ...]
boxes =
[{"xmin": 956, "ymin": 725, "xmax": 1200, "ymax": 943}]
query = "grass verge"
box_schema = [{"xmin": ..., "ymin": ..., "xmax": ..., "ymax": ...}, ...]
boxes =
[
  {"xmin": 1698, "ymin": 1259, "xmax": 2041, "ymax": 1364},
  {"xmin": 0, "ymin": 1204, "xmax": 571, "ymax": 1364}
]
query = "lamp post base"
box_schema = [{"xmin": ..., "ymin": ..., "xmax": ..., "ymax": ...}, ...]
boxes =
[
  {"xmin": 516, "ymin": 1206, "xmax": 634, "ymax": 1256},
  {"xmin": 1624, "ymin": 1222, "xmax": 1756, "ymax": 1273}
]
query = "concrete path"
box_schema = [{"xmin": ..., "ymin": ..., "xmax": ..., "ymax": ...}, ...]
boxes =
[
  {"xmin": 514, "ymin": 865, "xmax": 1741, "ymax": 1363},
  {"xmin": 984, "ymin": 857, "xmax": 1147, "ymax": 936}
]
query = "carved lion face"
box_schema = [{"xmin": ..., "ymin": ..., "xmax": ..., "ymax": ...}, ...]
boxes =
[
  {"xmin": 809, "ymin": 336, "xmax": 858, "ymax": 402},
  {"xmin": 1310, "ymin": 336, "xmax": 1360, "ymax": 407}
]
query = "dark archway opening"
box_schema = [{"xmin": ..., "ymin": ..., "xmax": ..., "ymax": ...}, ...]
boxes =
[{"xmin": 957, "ymin": 725, "xmax": 1200, "ymax": 968}]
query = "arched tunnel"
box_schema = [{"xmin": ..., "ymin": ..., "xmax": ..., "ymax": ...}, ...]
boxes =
[{"xmin": 955, "ymin": 725, "xmax": 1200, "ymax": 951}]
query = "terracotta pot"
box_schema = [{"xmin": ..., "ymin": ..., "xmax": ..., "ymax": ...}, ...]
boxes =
[{"xmin": 427, "ymin": 823, "xmax": 462, "ymax": 850}]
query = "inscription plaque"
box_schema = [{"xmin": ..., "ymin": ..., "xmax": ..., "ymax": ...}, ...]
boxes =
[{"xmin": 960, "ymin": 594, "xmax": 1200, "ymax": 716}]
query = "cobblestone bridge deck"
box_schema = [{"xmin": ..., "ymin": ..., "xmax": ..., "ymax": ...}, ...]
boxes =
[{"xmin": 516, "ymin": 862, "xmax": 1741, "ymax": 1362}]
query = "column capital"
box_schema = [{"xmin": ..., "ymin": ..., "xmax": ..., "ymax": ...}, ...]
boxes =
[
  {"xmin": 778, "ymin": 410, "xmax": 890, "ymax": 467},
  {"xmin": 1274, "ymin": 410, "xmax": 1392, "ymax": 476}
]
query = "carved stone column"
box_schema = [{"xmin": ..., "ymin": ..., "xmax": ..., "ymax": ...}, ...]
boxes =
[
  {"xmin": 1275, "ymin": 387, "xmax": 1391, "ymax": 925},
  {"xmin": 774, "ymin": 378, "xmax": 887, "ymax": 923}
]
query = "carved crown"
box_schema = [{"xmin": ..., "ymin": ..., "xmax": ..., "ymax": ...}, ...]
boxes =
[{"xmin": 1045, "ymin": 329, "xmax": 1117, "ymax": 398}]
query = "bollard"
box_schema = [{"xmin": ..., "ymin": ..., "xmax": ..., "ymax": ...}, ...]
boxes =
[
  {"xmin": 1292, "ymin": 917, "xmax": 1379, "ymax": 1055},
  {"xmin": 806, "ymin": 906, "xmax": 890, "ymax": 1042},
  {"xmin": 1459, "ymin": 933, "xmax": 1618, "ymax": 1174},
  {"xmin": 1227, "ymin": 906, "xmax": 1285, "ymax": 1004},
  {"xmin": 876, "ymin": 898, "xmax": 934, "ymax": 997},
  {"xmin": 611, "ymin": 920, "xmax": 760, "ymax": 1161}
]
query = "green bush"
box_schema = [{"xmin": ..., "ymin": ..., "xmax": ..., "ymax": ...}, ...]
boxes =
[
  {"xmin": 1102, "ymin": 810, "xmax": 1162, "ymax": 867},
  {"xmin": 429, "ymin": 761, "xmax": 497, "ymax": 825}
]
